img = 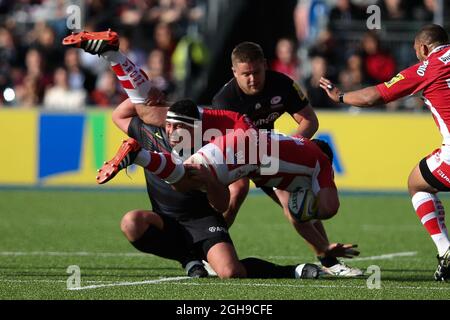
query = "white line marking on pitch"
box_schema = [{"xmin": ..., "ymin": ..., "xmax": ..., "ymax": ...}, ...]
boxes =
[
  {"xmin": 266, "ymin": 251, "xmax": 417, "ymax": 261},
  {"xmin": 0, "ymin": 251, "xmax": 418, "ymax": 262},
  {"xmin": 0, "ymin": 251, "xmax": 147, "ymax": 257},
  {"xmin": 167, "ymin": 281, "xmax": 450, "ymax": 291},
  {"xmin": 0, "ymin": 279, "xmax": 113, "ymax": 284},
  {"xmin": 68, "ymin": 278, "xmax": 450, "ymax": 292},
  {"xmin": 345, "ymin": 251, "xmax": 417, "ymax": 262},
  {"xmin": 67, "ymin": 276, "xmax": 191, "ymax": 291}
]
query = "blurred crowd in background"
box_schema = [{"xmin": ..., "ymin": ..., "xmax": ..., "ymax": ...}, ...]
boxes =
[{"xmin": 0, "ymin": 0, "xmax": 446, "ymax": 111}]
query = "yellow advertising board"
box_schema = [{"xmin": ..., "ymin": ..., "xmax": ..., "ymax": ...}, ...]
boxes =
[
  {"xmin": 0, "ymin": 109, "xmax": 442, "ymax": 191},
  {"xmin": 275, "ymin": 112, "xmax": 442, "ymax": 191}
]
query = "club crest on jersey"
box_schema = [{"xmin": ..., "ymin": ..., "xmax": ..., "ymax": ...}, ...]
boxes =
[
  {"xmin": 271, "ymin": 96, "xmax": 282, "ymax": 104},
  {"xmin": 254, "ymin": 112, "xmax": 280, "ymax": 126},
  {"xmin": 255, "ymin": 103, "xmax": 262, "ymax": 110},
  {"xmin": 384, "ymin": 73, "xmax": 405, "ymax": 88}
]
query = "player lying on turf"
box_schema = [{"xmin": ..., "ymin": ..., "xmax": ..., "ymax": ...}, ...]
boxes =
[
  {"xmin": 320, "ymin": 24, "xmax": 450, "ymax": 281},
  {"xmin": 63, "ymin": 29, "xmax": 362, "ymax": 277}
]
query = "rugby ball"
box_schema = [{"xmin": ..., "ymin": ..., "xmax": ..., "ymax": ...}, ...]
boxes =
[{"xmin": 288, "ymin": 188, "xmax": 318, "ymax": 222}]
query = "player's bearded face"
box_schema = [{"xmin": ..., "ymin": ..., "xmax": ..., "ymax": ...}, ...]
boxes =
[{"xmin": 233, "ymin": 60, "xmax": 266, "ymax": 95}]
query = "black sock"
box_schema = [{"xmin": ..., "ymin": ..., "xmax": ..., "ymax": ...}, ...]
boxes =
[
  {"xmin": 318, "ymin": 256, "xmax": 339, "ymax": 267},
  {"xmin": 241, "ymin": 257, "xmax": 296, "ymax": 279}
]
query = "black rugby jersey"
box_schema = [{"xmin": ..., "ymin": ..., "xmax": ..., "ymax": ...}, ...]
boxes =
[
  {"xmin": 212, "ymin": 70, "xmax": 309, "ymax": 130},
  {"xmin": 128, "ymin": 116, "xmax": 219, "ymax": 219}
]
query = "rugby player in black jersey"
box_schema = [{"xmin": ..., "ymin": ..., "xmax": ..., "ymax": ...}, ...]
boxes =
[
  {"xmin": 112, "ymin": 97, "xmax": 322, "ymax": 279},
  {"xmin": 212, "ymin": 41, "xmax": 363, "ymax": 277},
  {"xmin": 63, "ymin": 30, "xmax": 323, "ymax": 279}
]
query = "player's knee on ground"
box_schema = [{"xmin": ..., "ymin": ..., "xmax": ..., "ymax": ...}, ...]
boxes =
[{"xmin": 120, "ymin": 210, "xmax": 160, "ymax": 242}]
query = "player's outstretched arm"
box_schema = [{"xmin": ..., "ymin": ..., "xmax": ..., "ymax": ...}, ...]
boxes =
[{"xmin": 319, "ymin": 77, "xmax": 384, "ymax": 107}]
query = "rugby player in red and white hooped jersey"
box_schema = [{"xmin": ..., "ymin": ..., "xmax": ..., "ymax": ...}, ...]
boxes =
[
  {"xmin": 320, "ymin": 24, "xmax": 450, "ymax": 281},
  {"xmin": 98, "ymin": 103, "xmax": 343, "ymax": 222}
]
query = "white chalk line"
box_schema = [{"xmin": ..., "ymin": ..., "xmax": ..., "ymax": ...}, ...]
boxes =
[
  {"xmin": 265, "ymin": 251, "xmax": 418, "ymax": 261},
  {"xmin": 0, "ymin": 251, "xmax": 418, "ymax": 262},
  {"xmin": 1, "ymin": 276, "xmax": 449, "ymax": 292},
  {"xmin": 67, "ymin": 276, "xmax": 191, "ymax": 291},
  {"xmin": 168, "ymin": 281, "xmax": 450, "ymax": 291},
  {"xmin": 0, "ymin": 279, "xmax": 114, "ymax": 284},
  {"xmin": 0, "ymin": 250, "xmax": 433, "ymax": 292},
  {"xmin": 343, "ymin": 251, "xmax": 417, "ymax": 262},
  {"xmin": 0, "ymin": 251, "xmax": 147, "ymax": 257}
]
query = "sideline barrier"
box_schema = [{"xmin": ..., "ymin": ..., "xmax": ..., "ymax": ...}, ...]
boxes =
[
  {"xmin": 0, "ymin": 109, "xmax": 441, "ymax": 191},
  {"xmin": 0, "ymin": 109, "xmax": 145, "ymax": 188}
]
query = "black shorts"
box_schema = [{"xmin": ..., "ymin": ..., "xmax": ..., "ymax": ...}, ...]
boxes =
[
  {"xmin": 159, "ymin": 213, "xmax": 233, "ymax": 260},
  {"xmin": 419, "ymin": 157, "xmax": 450, "ymax": 191}
]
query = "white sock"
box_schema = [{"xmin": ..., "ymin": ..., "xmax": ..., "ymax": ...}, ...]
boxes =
[
  {"xmin": 412, "ymin": 192, "xmax": 450, "ymax": 256},
  {"xmin": 102, "ymin": 51, "xmax": 150, "ymax": 104}
]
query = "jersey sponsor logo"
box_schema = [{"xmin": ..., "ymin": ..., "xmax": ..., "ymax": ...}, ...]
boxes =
[
  {"xmin": 292, "ymin": 82, "xmax": 306, "ymax": 100},
  {"xmin": 270, "ymin": 96, "xmax": 282, "ymax": 104},
  {"xmin": 439, "ymin": 50, "xmax": 450, "ymax": 64},
  {"xmin": 416, "ymin": 60, "xmax": 429, "ymax": 76},
  {"xmin": 437, "ymin": 169, "xmax": 450, "ymax": 184},
  {"xmin": 254, "ymin": 112, "xmax": 280, "ymax": 126},
  {"xmin": 208, "ymin": 226, "xmax": 228, "ymax": 233},
  {"xmin": 384, "ymin": 73, "xmax": 405, "ymax": 88}
]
